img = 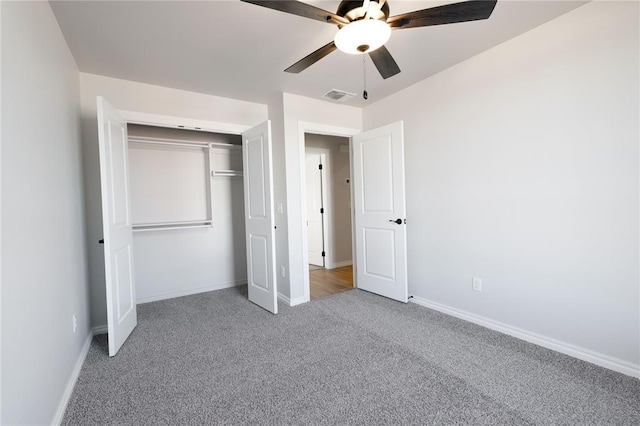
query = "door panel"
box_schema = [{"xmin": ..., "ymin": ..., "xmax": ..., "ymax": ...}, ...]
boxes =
[
  {"xmin": 242, "ymin": 121, "xmax": 278, "ymax": 314},
  {"xmin": 353, "ymin": 121, "xmax": 408, "ymax": 302},
  {"xmin": 114, "ymin": 246, "xmax": 134, "ymax": 319},
  {"xmin": 249, "ymin": 235, "xmax": 269, "ymax": 290},
  {"xmin": 363, "ymin": 228, "xmax": 396, "ymax": 280},
  {"xmin": 247, "ymin": 140, "xmax": 266, "ymax": 218},
  {"xmin": 361, "ymin": 137, "xmax": 394, "ymax": 212},
  {"xmin": 109, "ymin": 122, "xmax": 130, "ymax": 224},
  {"xmin": 97, "ymin": 96, "xmax": 137, "ymax": 356}
]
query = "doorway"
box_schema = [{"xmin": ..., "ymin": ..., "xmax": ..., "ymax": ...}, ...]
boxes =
[{"xmin": 304, "ymin": 133, "xmax": 354, "ymax": 300}]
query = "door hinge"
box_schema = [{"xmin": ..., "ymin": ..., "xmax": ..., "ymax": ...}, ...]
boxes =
[
  {"xmin": 322, "ymin": 251, "xmax": 326, "ymax": 257},
  {"xmin": 320, "ymin": 207, "xmax": 324, "ymax": 214},
  {"xmin": 318, "ymin": 164, "xmax": 323, "ymax": 170}
]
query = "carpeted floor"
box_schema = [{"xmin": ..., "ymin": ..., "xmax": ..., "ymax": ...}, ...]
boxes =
[{"xmin": 63, "ymin": 287, "xmax": 639, "ymax": 425}]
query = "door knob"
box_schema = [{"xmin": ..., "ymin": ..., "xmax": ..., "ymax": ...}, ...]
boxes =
[{"xmin": 389, "ymin": 218, "xmax": 403, "ymax": 225}]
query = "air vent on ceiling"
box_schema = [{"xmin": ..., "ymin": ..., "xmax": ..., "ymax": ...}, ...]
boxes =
[{"xmin": 322, "ymin": 89, "xmax": 356, "ymax": 102}]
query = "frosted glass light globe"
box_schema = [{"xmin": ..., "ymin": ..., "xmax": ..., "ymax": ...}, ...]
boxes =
[{"xmin": 334, "ymin": 19, "xmax": 391, "ymax": 55}]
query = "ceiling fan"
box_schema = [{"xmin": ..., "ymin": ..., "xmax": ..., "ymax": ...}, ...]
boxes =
[{"xmin": 240, "ymin": 0, "xmax": 498, "ymax": 79}]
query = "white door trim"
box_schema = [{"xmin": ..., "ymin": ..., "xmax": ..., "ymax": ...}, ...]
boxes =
[
  {"xmin": 298, "ymin": 122, "xmax": 360, "ymax": 303},
  {"xmin": 119, "ymin": 109, "xmax": 250, "ymax": 135}
]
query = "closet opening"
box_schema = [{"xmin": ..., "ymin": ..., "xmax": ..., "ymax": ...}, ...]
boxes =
[
  {"xmin": 127, "ymin": 124, "xmax": 247, "ymax": 304},
  {"xmin": 303, "ymin": 133, "xmax": 353, "ymax": 300}
]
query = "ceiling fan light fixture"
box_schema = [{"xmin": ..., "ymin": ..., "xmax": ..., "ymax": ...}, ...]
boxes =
[{"xmin": 334, "ymin": 19, "xmax": 391, "ymax": 55}]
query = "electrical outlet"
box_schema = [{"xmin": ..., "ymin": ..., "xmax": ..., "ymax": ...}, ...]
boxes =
[
  {"xmin": 72, "ymin": 314, "xmax": 78, "ymax": 333},
  {"xmin": 472, "ymin": 277, "xmax": 482, "ymax": 292},
  {"xmin": 280, "ymin": 266, "xmax": 286, "ymax": 277}
]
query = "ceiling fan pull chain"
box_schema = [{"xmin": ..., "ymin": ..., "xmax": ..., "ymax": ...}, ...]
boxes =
[{"xmin": 363, "ymin": 56, "xmax": 368, "ymax": 100}]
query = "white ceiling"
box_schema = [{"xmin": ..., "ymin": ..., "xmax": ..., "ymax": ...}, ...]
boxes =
[{"xmin": 50, "ymin": 0, "xmax": 586, "ymax": 107}]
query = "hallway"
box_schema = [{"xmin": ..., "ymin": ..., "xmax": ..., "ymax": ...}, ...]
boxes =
[{"xmin": 309, "ymin": 266, "xmax": 353, "ymax": 300}]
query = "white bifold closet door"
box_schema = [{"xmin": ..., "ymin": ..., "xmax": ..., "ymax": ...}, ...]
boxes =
[
  {"xmin": 242, "ymin": 121, "xmax": 278, "ymax": 314},
  {"xmin": 352, "ymin": 121, "xmax": 408, "ymax": 303},
  {"xmin": 97, "ymin": 96, "xmax": 138, "ymax": 356}
]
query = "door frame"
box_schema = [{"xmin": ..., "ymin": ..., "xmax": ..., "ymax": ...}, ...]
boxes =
[
  {"xmin": 104, "ymin": 109, "xmax": 253, "ymax": 299},
  {"xmin": 304, "ymin": 148, "xmax": 330, "ymax": 268},
  {"xmin": 298, "ymin": 122, "xmax": 360, "ymax": 303},
  {"xmin": 119, "ymin": 110, "xmax": 250, "ymax": 135}
]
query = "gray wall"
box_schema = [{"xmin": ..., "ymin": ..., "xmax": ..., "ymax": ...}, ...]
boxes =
[
  {"xmin": 305, "ymin": 134, "xmax": 352, "ymax": 265},
  {"xmin": 1, "ymin": 2, "xmax": 90, "ymax": 424},
  {"xmin": 363, "ymin": 1, "xmax": 639, "ymax": 368}
]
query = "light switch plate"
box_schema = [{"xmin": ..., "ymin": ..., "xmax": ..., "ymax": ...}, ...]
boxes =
[{"xmin": 472, "ymin": 277, "xmax": 482, "ymax": 292}]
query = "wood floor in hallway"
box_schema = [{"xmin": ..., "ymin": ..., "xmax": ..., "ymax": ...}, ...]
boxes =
[{"xmin": 309, "ymin": 265, "xmax": 353, "ymax": 300}]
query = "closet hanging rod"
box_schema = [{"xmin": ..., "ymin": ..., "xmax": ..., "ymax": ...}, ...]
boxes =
[
  {"xmin": 212, "ymin": 170, "xmax": 243, "ymax": 177},
  {"xmin": 132, "ymin": 220, "xmax": 213, "ymax": 233},
  {"xmin": 133, "ymin": 219, "xmax": 212, "ymax": 228},
  {"xmin": 132, "ymin": 224, "xmax": 213, "ymax": 233},
  {"xmin": 128, "ymin": 136, "xmax": 241, "ymax": 149}
]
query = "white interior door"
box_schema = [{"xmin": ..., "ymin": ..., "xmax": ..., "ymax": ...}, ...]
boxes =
[
  {"xmin": 306, "ymin": 153, "xmax": 325, "ymax": 267},
  {"xmin": 242, "ymin": 121, "xmax": 278, "ymax": 314},
  {"xmin": 97, "ymin": 96, "xmax": 137, "ymax": 356},
  {"xmin": 352, "ymin": 121, "xmax": 408, "ymax": 302}
]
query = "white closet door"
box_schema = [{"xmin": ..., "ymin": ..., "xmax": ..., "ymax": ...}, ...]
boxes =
[
  {"xmin": 242, "ymin": 121, "xmax": 278, "ymax": 314},
  {"xmin": 97, "ymin": 96, "xmax": 138, "ymax": 356},
  {"xmin": 352, "ymin": 121, "xmax": 408, "ymax": 303}
]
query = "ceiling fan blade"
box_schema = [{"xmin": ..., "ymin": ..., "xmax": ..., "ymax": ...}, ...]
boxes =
[
  {"xmin": 240, "ymin": 0, "xmax": 348, "ymax": 25},
  {"xmin": 285, "ymin": 41, "xmax": 338, "ymax": 74},
  {"xmin": 388, "ymin": 0, "xmax": 497, "ymax": 30},
  {"xmin": 369, "ymin": 45, "xmax": 401, "ymax": 79}
]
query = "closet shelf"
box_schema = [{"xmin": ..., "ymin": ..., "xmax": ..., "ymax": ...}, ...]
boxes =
[
  {"xmin": 129, "ymin": 136, "xmax": 241, "ymax": 150},
  {"xmin": 212, "ymin": 170, "xmax": 243, "ymax": 178},
  {"xmin": 132, "ymin": 220, "xmax": 213, "ymax": 232}
]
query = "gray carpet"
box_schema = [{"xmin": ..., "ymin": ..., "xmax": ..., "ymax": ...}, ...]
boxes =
[{"xmin": 63, "ymin": 287, "xmax": 639, "ymax": 425}]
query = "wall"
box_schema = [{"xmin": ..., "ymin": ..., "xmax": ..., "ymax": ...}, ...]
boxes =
[
  {"xmin": 363, "ymin": 0, "xmax": 639, "ymax": 372},
  {"xmin": 1, "ymin": 2, "xmax": 90, "ymax": 424},
  {"xmin": 79, "ymin": 73, "xmax": 267, "ymax": 327},
  {"xmin": 305, "ymin": 134, "xmax": 352, "ymax": 266},
  {"xmin": 282, "ymin": 93, "xmax": 362, "ymax": 303}
]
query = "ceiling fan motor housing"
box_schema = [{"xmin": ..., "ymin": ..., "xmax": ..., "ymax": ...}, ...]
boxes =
[{"xmin": 336, "ymin": 1, "xmax": 390, "ymax": 24}]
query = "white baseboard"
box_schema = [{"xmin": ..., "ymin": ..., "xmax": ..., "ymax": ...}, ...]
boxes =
[
  {"xmin": 52, "ymin": 330, "xmax": 94, "ymax": 425},
  {"xmin": 278, "ymin": 292, "xmax": 307, "ymax": 307},
  {"xmin": 136, "ymin": 280, "xmax": 246, "ymax": 304},
  {"xmin": 409, "ymin": 296, "xmax": 640, "ymax": 378},
  {"xmin": 92, "ymin": 325, "xmax": 108, "ymax": 335},
  {"xmin": 326, "ymin": 260, "xmax": 352, "ymax": 269}
]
